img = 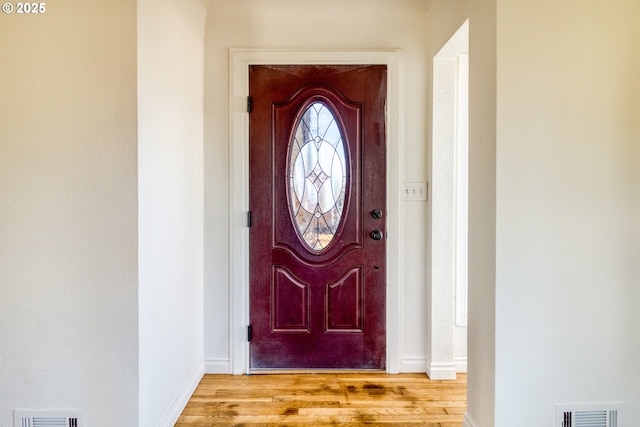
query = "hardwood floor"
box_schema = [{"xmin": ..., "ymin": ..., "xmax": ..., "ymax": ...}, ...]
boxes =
[{"xmin": 175, "ymin": 373, "xmax": 467, "ymax": 426}]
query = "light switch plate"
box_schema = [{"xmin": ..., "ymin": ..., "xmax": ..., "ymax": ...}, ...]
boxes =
[{"xmin": 403, "ymin": 182, "xmax": 428, "ymax": 201}]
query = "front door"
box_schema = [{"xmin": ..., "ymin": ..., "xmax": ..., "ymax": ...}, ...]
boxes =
[{"xmin": 249, "ymin": 65, "xmax": 386, "ymax": 370}]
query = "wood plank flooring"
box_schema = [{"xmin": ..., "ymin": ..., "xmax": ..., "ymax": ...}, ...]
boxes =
[{"xmin": 175, "ymin": 373, "xmax": 466, "ymax": 426}]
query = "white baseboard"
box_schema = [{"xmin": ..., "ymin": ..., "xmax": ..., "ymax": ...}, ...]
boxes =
[
  {"xmin": 463, "ymin": 413, "xmax": 477, "ymax": 427},
  {"xmin": 425, "ymin": 358, "xmax": 457, "ymax": 380},
  {"xmin": 204, "ymin": 357, "xmax": 231, "ymax": 374},
  {"xmin": 400, "ymin": 357, "xmax": 427, "ymax": 373},
  {"xmin": 203, "ymin": 356, "xmax": 463, "ymax": 376},
  {"xmin": 158, "ymin": 360, "xmax": 204, "ymax": 427}
]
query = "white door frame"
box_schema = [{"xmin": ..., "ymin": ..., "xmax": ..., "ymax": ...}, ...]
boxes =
[
  {"xmin": 428, "ymin": 20, "xmax": 469, "ymax": 379},
  {"xmin": 228, "ymin": 49, "xmax": 403, "ymax": 374}
]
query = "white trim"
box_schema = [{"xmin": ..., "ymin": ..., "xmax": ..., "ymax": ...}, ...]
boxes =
[
  {"xmin": 229, "ymin": 49, "xmax": 403, "ymax": 374},
  {"xmin": 204, "ymin": 357, "xmax": 231, "ymax": 374},
  {"xmin": 400, "ymin": 357, "xmax": 428, "ymax": 373},
  {"xmin": 425, "ymin": 358, "xmax": 457, "ymax": 380},
  {"xmin": 157, "ymin": 361, "xmax": 204, "ymax": 427},
  {"xmin": 463, "ymin": 413, "xmax": 478, "ymax": 427},
  {"xmin": 454, "ymin": 356, "xmax": 468, "ymax": 373},
  {"xmin": 455, "ymin": 51, "xmax": 469, "ymax": 328}
]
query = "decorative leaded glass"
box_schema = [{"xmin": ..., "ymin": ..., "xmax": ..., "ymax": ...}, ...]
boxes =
[{"xmin": 288, "ymin": 101, "xmax": 347, "ymax": 251}]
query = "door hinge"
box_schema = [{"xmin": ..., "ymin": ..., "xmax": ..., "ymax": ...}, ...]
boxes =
[
  {"xmin": 247, "ymin": 96, "xmax": 252, "ymax": 113},
  {"xmin": 247, "ymin": 325, "xmax": 252, "ymax": 342},
  {"xmin": 247, "ymin": 211, "xmax": 252, "ymax": 227}
]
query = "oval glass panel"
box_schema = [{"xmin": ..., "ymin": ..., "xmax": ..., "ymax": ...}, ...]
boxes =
[{"xmin": 288, "ymin": 101, "xmax": 347, "ymax": 252}]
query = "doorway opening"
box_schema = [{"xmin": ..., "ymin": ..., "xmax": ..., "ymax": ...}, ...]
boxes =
[
  {"xmin": 229, "ymin": 50, "xmax": 402, "ymax": 374},
  {"xmin": 429, "ymin": 19, "xmax": 469, "ymax": 379}
]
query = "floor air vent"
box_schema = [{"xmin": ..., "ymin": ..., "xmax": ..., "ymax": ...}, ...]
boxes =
[
  {"xmin": 557, "ymin": 403, "xmax": 621, "ymax": 427},
  {"xmin": 14, "ymin": 410, "xmax": 82, "ymax": 427}
]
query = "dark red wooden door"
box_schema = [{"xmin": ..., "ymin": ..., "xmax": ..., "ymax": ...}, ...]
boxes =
[{"xmin": 249, "ymin": 65, "xmax": 386, "ymax": 369}]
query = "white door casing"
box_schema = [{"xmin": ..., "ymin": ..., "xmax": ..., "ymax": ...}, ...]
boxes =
[{"xmin": 228, "ymin": 49, "xmax": 403, "ymax": 374}]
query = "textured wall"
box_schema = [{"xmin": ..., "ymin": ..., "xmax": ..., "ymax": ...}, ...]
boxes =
[
  {"xmin": 496, "ymin": 0, "xmax": 640, "ymax": 425},
  {"xmin": 137, "ymin": 0, "xmax": 206, "ymax": 425},
  {"xmin": 0, "ymin": 1, "xmax": 139, "ymax": 425}
]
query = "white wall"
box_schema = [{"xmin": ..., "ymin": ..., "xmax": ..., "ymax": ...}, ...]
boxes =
[
  {"xmin": 496, "ymin": 0, "xmax": 640, "ymax": 425},
  {"xmin": 203, "ymin": 0, "xmax": 433, "ymax": 373},
  {"xmin": 138, "ymin": 0, "xmax": 206, "ymax": 425},
  {"xmin": 0, "ymin": 1, "xmax": 139, "ymax": 425}
]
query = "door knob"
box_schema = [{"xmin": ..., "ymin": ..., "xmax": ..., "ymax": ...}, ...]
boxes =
[
  {"xmin": 371, "ymin": 209, "xmax": 383, "ymax": 219},
  {"xmin": 370, "ymin": 230, "xmax": 384, "ymax": 241}
]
